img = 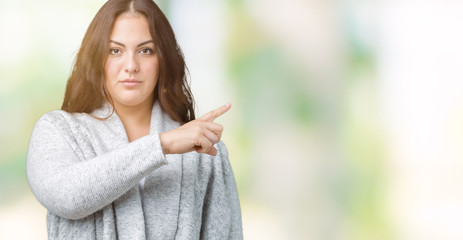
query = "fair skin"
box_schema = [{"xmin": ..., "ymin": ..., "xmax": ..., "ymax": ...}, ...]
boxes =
[{"xmin": 105, "ymin": 13, "xmax": 229, "ymax": 156}]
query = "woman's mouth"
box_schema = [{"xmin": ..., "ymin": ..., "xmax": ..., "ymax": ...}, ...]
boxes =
[{"xmin": 120, "ymin": 79, "xmax": 142, "ymax": 87}]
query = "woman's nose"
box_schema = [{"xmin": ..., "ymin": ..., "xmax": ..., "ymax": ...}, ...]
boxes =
[{"xmin": 124, "ymin": 53, "xmax": 139, "ymax": 73}]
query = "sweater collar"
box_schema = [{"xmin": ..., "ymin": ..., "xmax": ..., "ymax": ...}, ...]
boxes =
[{"xmin": 90, "ymin": 100, "xmax": 180, "ymax": 139}]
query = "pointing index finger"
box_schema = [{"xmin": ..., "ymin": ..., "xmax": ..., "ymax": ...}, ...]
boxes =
[{"xmin": 199, "ymin": 103, "xmax": 231, "ymax": 122}]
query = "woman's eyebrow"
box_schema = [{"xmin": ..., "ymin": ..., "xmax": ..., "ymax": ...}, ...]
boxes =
[{"xmin": 109, "ymin": 40, "xmax": 154, "ymax": 47}]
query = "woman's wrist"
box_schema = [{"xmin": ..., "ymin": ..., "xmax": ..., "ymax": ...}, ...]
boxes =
[
  {"xmin": 159, "ymin": 132, "xmax": 173, "ymax": 155},
  {"xmin": 159, "ymin": 132, "xmax": 168, "ymax": 155}
]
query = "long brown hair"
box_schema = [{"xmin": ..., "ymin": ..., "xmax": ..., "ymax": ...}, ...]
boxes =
[{"xmin": 61, "ymin": 0, "xmax": 195, "ymax": 124}]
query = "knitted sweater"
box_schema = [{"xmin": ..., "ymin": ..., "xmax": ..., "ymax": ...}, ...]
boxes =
[{"xmin": 26, "ymin": 100, "xmax": 243, "ymax": 240}]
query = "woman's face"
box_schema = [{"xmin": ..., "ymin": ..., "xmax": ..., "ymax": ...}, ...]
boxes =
[{"xmin": 105, "ymin": 13, "xmax": 159, "ymax": 109}]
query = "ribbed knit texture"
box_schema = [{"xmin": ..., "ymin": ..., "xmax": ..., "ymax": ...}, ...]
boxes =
[{"xmin": 26, "ymin": 101, "xmax": 243, "ymax": 240}]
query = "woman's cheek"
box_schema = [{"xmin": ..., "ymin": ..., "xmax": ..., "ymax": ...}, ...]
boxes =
[{"xmin": 105, "ymin": 59, "xmax": 121, "ymax": 80}]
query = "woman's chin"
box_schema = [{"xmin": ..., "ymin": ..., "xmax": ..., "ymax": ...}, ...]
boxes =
[{"xmin": 112, "ymin": 95, "xmax": 153, "ymax": 108}]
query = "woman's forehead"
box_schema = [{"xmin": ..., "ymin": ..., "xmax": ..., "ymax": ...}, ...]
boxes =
[{"xmin": 109, "ymin": 14, "xmax": 153, "ymax": 44}]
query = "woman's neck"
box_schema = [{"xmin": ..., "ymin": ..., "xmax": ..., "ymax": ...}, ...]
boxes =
[{"xmin": 113, "ymin": 97, "xmax": 154, "ymax": 141}]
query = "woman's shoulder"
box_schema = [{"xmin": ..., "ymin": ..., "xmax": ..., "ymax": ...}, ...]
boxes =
[
  {"xmin": 36, "ymin": 110, "xmax": 82, "ymax": 126},
  {"xmin": 38, "ymin": 109, "xmax": 73, "ymax": 122},
  {"xmin": 34, "ymin": 110, "xmax": 93, "ymax": 136},
  {"xmin": 31, "ymin": 110, "xmax": 103, "ymax": 149}
]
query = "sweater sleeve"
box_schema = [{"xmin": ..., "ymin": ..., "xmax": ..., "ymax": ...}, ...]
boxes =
[
  {"xmin": 200, "ymin": 141, "xmax": 243, "ymax": 239},
  {"xmin": 26, "ymin": 116, "xmax": 168, "ymax": 220}
]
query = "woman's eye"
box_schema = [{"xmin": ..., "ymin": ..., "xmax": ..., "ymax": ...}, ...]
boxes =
[
  {"xmin": 109, "ymin": 48, "xmax": 121, "ymax": 55},
  {"xmin": 140, "ymin": 48, "xmax": 154, "ymax": 55}
]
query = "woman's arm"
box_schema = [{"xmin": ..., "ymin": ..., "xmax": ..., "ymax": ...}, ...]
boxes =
[{"xmin": 26, "ymin": 117, "xmax": 167, "ymax": 220}]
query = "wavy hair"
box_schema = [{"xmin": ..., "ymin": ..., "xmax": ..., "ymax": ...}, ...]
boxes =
[{"xmin": 61, "ymin": 0, "xmax": 195, "ymax": 124}]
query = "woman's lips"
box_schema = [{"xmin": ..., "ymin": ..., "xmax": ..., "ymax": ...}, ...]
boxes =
[{"xmin": 120, "ymin": 79, "xmax": 141, "ymax": 87}]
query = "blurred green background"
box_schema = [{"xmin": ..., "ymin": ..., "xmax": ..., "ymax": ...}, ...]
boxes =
[{"xmin": 2, "ymin": 0, "xmax": 463, "ymax": 239}]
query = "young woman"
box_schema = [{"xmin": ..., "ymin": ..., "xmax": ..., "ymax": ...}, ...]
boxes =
[{"xmin": 26, "ymin": 0, "xmax": 242, "ymax": 239}]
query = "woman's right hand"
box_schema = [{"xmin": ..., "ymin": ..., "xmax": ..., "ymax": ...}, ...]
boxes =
[{"xmin": 159, "ymin": 103, "xmax": 231, "ymax": 156}]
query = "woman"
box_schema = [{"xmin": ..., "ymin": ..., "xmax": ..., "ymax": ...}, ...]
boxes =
[{"xmin": 26, "ymin": 0, "xmax": 242, "ymax": 239}]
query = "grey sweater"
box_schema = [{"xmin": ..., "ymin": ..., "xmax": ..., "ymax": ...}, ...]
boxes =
[{"xmin": 26, "ymin": 101, "xmax": 243, "ymax": 240}]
